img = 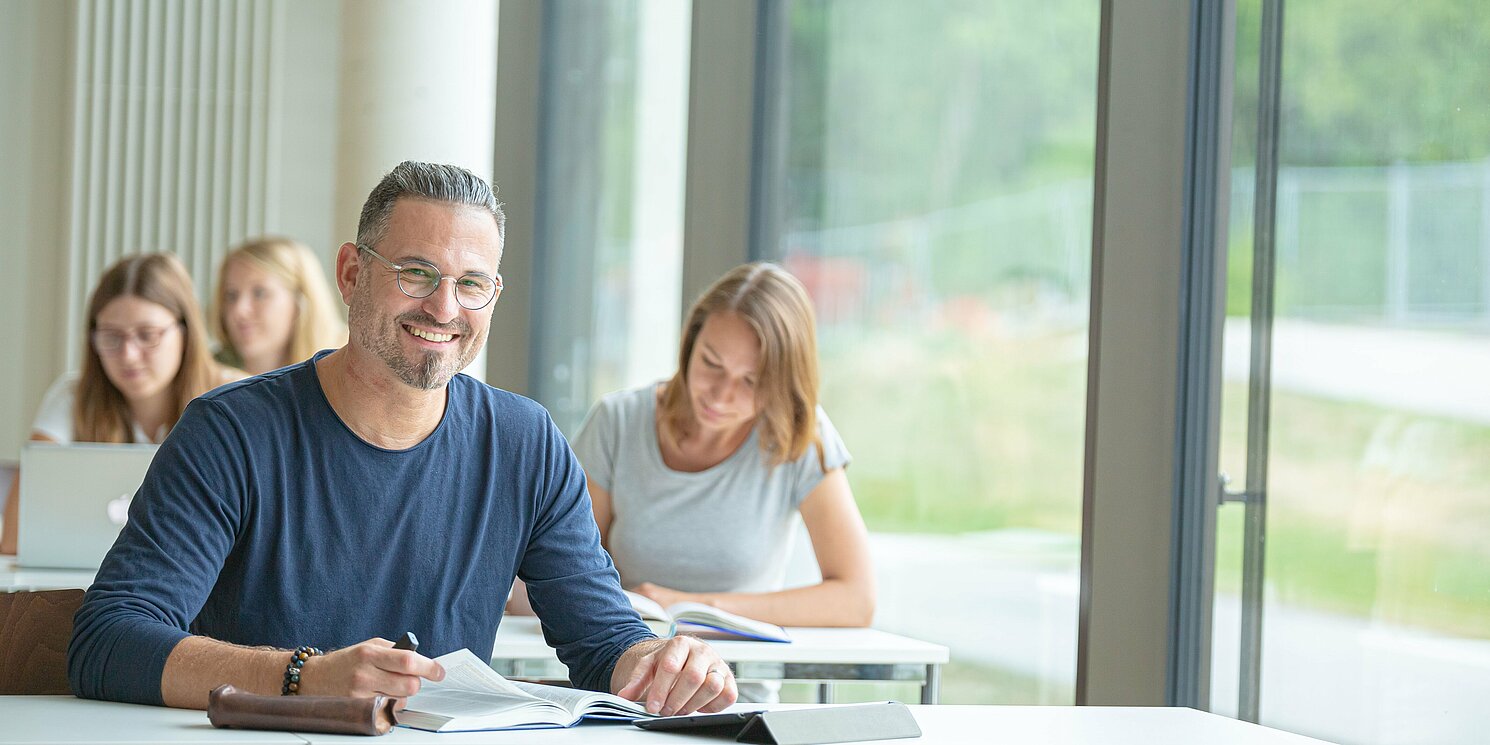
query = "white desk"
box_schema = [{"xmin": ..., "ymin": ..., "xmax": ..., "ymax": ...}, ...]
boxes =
[
  {"xmin": 1, "ymin": 696, "xmax": 302, "ymax": 744},
  {"xmin": 0, "ymin": 556, "xmax": 96, "ymax": 591},
  {"xmin": 0, "ymin": 568, "xmax": 948, "ymax": 703},
  {"xmin": 494, "ymin": 617, "xmax": 951, "ymax": 704},
  {"xmin": 0, "ymin": 697, "xmax": 1334, "ymax": 744}
]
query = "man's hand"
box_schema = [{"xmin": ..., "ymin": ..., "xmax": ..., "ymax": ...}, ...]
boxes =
[
  {"xmin": 612, "ymin": 636, "xmax": 737, "ymax": 716},
  {"xmin": 299, "ymin": 638, "xmax": 446, "ymax": 699},
  {"xmin": 161, "ymin": 635, "xmax": 447, "ymax": 709}
]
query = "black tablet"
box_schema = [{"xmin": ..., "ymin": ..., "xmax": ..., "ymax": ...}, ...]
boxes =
[{"xmin": 634, "ymin": 710, "xmax": 762, "ymax": 734}]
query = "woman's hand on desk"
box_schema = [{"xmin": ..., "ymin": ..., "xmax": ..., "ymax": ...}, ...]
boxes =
[
  {"xmin": 612, "ymin": 635, "xmax": 737, "ymax": 716},
  {"xmin": 299, "ymin": 637, "xmax": 445, "ymax": 701}
]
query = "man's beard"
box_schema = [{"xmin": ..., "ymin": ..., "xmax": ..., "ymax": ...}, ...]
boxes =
[{"xmin": 351, "ymin": 299, "xmax": 476, "ymax": 390}]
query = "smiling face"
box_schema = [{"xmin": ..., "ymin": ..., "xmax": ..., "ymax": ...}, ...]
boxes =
[
  {"xmin": 685, "ymin": 311, "xmax": 763, "ymax": 435},
  {"xmin": 220, "ymin": 258, "xmax": 298, "ymax": 371},
  {"xmin": 343, "ymin": 198, "xmax": 502, "ymax": 390},
  {"xmin": 93, "ymin": 295, "xmax": 185, "ymax": 404}
]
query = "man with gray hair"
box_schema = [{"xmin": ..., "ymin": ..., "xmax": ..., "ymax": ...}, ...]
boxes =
[{"xmin": 69, "ymin": 161, "xmax": 737, "ymax": 717}]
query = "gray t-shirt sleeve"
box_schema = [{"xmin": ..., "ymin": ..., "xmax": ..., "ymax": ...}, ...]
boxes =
[
  {"xmin": 572, "ymin": 393, "xmax": 622, "ymax": 493},
  {"xmin": 788, "ymin": 406, "xmax": 852, "ymax": 508}
]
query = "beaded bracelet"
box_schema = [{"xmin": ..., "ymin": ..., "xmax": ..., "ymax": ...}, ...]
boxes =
[{"xmin": 281, "ymin": 645, "xmax": 324, "ymax": 695}]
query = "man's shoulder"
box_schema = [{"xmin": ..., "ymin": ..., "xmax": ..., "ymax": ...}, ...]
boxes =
[
  {"xmin": 185, "ymin": 361, "xmax": 326, "ymax": 441},
  {"xmin": 450, "ymin": 373, "xmax": 555, "ymax": 426},
  {"xmin": 198, "ymin": 360, "xmax": 310, "ymax": 408}
]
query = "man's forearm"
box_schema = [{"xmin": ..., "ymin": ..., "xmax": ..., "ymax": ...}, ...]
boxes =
[{"xmin": 161, "ymin": 636, "xmax": 285, "ymax": 709}]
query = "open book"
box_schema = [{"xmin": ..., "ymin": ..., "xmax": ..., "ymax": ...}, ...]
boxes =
[
  {"xmin": 396, "ymin": 649, "xmax": 655, "ymax": 732},
  {"xmin": 625, "ymin": 590, "xmax": 791, "ymax": 643}
]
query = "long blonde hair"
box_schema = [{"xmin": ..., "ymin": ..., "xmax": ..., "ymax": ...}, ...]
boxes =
[
  {"xmin": 76, "ymin": 253, "xmax": 219, "ymax": 443},
  {"xmin": 659, "ymin": 262, "xmax": 823, "ymax": 469},
  {"xmin": 211, "ymin": 236, "xmax": 346, "ymax": 368}
]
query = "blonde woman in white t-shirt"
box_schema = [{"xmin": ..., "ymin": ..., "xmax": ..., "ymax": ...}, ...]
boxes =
[{"xmin": 1, "ymin": 254, "xmax": 242, "ymax": 554}]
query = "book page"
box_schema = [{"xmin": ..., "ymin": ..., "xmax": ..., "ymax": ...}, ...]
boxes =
[
  {"xmin": 511, "ymin": 680, "xmax": 650, "ymax": 717},
  {"xmin": 428, "ymin": 648, "xmax": 538, "ymax": 700},
  {"xmin": 409, "ymin": 688, "xmax": 552, "ymax": 717},
  {"xmin": 668, "ymin": 602, "xmax": 790, "ymax": 642},
  {"xmin": 400, "ymin": 648, "xmax": 652, "ymax": 730}
]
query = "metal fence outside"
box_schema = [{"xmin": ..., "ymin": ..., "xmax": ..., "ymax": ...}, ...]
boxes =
[{"xmin": 784, "ymin": 161, "xmax": 1490, "ymax": 334}]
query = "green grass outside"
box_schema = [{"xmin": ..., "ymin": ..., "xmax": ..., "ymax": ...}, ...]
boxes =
[
  {"xmin": 1215, "ymin": 384, "xmax": 1490, "ymax": 637},
  {"xmin": 822, "ymin": 328, "xmax": 1490, "ymax": 642},
  {"xmin": 821, "ymin": 328, "xmax": 1087, "ymax": 535}
]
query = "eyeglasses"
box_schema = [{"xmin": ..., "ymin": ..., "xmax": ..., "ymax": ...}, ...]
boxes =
[
  {"xmin": 357, "ymin": 243, "xmax": 502, "ymax": 311},
  {"xmin": 91, "ymin": 324, "xmax": 181, "ymax": 354}
]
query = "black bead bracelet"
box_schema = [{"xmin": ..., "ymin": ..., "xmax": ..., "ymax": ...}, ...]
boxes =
[{"xmin": 281, "ymin": 645, "xmax": 324, "ymax": 695}]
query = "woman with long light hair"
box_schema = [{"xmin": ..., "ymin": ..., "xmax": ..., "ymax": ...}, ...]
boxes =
[
  {"xmin": 573, "ymin": 262, "xmax": 875, "ymax": 700},
  {"xmin": 211, "ymin": 237, "xmax": 346, "ymax": 375},
  {"xmin": 1, "ymin": 253, "xmax": 241, "ymax": 553}
]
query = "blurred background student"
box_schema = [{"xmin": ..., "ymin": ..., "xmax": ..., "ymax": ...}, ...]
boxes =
[
  {"xmin": 569, "ymin": 263, "xmax": 874, "ymax": 699},
  {"xmin": 1, "ymin": 253, "xmax": 243, "ymax": 554},
  {"xmin": 211, "ymin": 237, "xmax": 346, "ymax": 375}
]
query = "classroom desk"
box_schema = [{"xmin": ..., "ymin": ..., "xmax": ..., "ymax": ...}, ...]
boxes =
[
  {"xmin": 494, "ymin": 616, "xmax": 951, "ymax": 704},
  {"xmin": 0, "ymin": 556, "xmax": 95, "ymax": 591},
  {"xmin": 0, "ymin": 696, "xmax": 1333, "ymax": 744},
  {"xmin": 0, "ymin": 565, "xmax": 948, "ymax": 704}
]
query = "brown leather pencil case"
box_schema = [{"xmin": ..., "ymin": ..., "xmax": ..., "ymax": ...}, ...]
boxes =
[{"xmin": 207, "ymin": 684, "xmax": 397, "ymax": 736}]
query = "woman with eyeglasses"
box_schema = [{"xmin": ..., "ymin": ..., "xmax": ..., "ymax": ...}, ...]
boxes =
[
  {"xmin": 1, "ymin": 253, "xmax": 243, "ymax": 554},
  {"xmin": 211, "ymin": 237, "xmax": 347, "ymax": 375}
]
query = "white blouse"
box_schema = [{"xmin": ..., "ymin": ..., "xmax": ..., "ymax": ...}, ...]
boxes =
[{"xmin": 32, "ymin": 372, "xmax": 159, "ymax": 444}]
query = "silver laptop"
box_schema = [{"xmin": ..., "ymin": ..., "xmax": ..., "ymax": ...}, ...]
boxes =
[{"xmin": 17, "ymin": 442, "xmax": 159, "ymax": 569}]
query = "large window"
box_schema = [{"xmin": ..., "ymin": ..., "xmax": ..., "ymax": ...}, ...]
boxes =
[
  {"xmin": 756, "ymin": 0, "xmax": 1101, "ymax": 703},
  {"xmin": 1213, "ymin": 2, "xmax": 1490, "ymax": 742},
  {"xmin": 530, "ymin": 0, "xmax": 691, "ymax": 433}
]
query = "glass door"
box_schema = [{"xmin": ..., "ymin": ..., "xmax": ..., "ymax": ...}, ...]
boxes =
[
  {"xmin": 1213, "ymin": 1, "xmax": 1490, "ymax": 742},
  {"xmin": 530, "ymin": 0, "xmax": 692, "ymax": 434}
]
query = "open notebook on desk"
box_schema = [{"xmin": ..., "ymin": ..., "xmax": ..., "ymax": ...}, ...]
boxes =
[
  {"xmin": 625, "ymin": 590, "xmax": 791, "ymax": 643},
  {"xmin": 397, "ymin": 649, "xmax": 655, "ymax": 732}
]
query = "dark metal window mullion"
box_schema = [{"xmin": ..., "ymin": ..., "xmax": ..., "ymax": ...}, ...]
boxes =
[
  {"xmin": 1168, "ymin": 0, "xmax": 1237, "ymax": 711},
  {"xmin": 1238, "ymin": 0, "xmax": 1286, "ymax": 724}
]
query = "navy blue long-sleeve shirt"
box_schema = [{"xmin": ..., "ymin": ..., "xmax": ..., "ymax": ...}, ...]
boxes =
[{"xmin": 68, "ymin": 352, "xmax": 653, "ymax": 704}]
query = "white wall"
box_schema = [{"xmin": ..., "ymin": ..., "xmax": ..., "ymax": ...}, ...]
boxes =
[
  {"xmin": 1, "ymin": 0, "xmax": 71, "ymax": 461},
  {"xmin": 0, "ymin": 0, "xmax": 498, "ymax": 456}
]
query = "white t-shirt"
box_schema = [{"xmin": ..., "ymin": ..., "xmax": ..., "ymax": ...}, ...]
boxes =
[{"xmin": 32, "ymin": 372, "xmax": 158, "ymax": 444}]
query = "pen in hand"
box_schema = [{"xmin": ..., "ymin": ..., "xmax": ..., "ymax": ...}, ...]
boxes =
[
  {"xmin": 392, "ymin": 631, "xmax": 446, "ymax": 684},
  {"xmin": 393, "ymin": 631, "xmax": 419, "ymax": 653}
]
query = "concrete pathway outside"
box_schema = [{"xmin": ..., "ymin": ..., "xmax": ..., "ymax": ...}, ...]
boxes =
[{"xmin": 1223, "ymin": 318, "xmax": 1490, "ymax": 424}]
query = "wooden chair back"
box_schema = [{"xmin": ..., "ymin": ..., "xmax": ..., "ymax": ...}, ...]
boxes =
[{"xmin": 0, "ymin": 589, "xmax": 84, "ymax": 694}]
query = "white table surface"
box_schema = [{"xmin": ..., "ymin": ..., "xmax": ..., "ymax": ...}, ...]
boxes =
[
  {"xmin": 0, "ymin": 697, "xmax": 1335, "ymax": 744},
  {"xmin": 0, "ymin": 556, "xmax": 96, "ymax": 591},
  {"xmin": 1, "ymin": 696, "xmax": 302, "ymax": 744},
  {"xmin": 494, "ymin": 616, "xmax": 950, "ymax": 666}
]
